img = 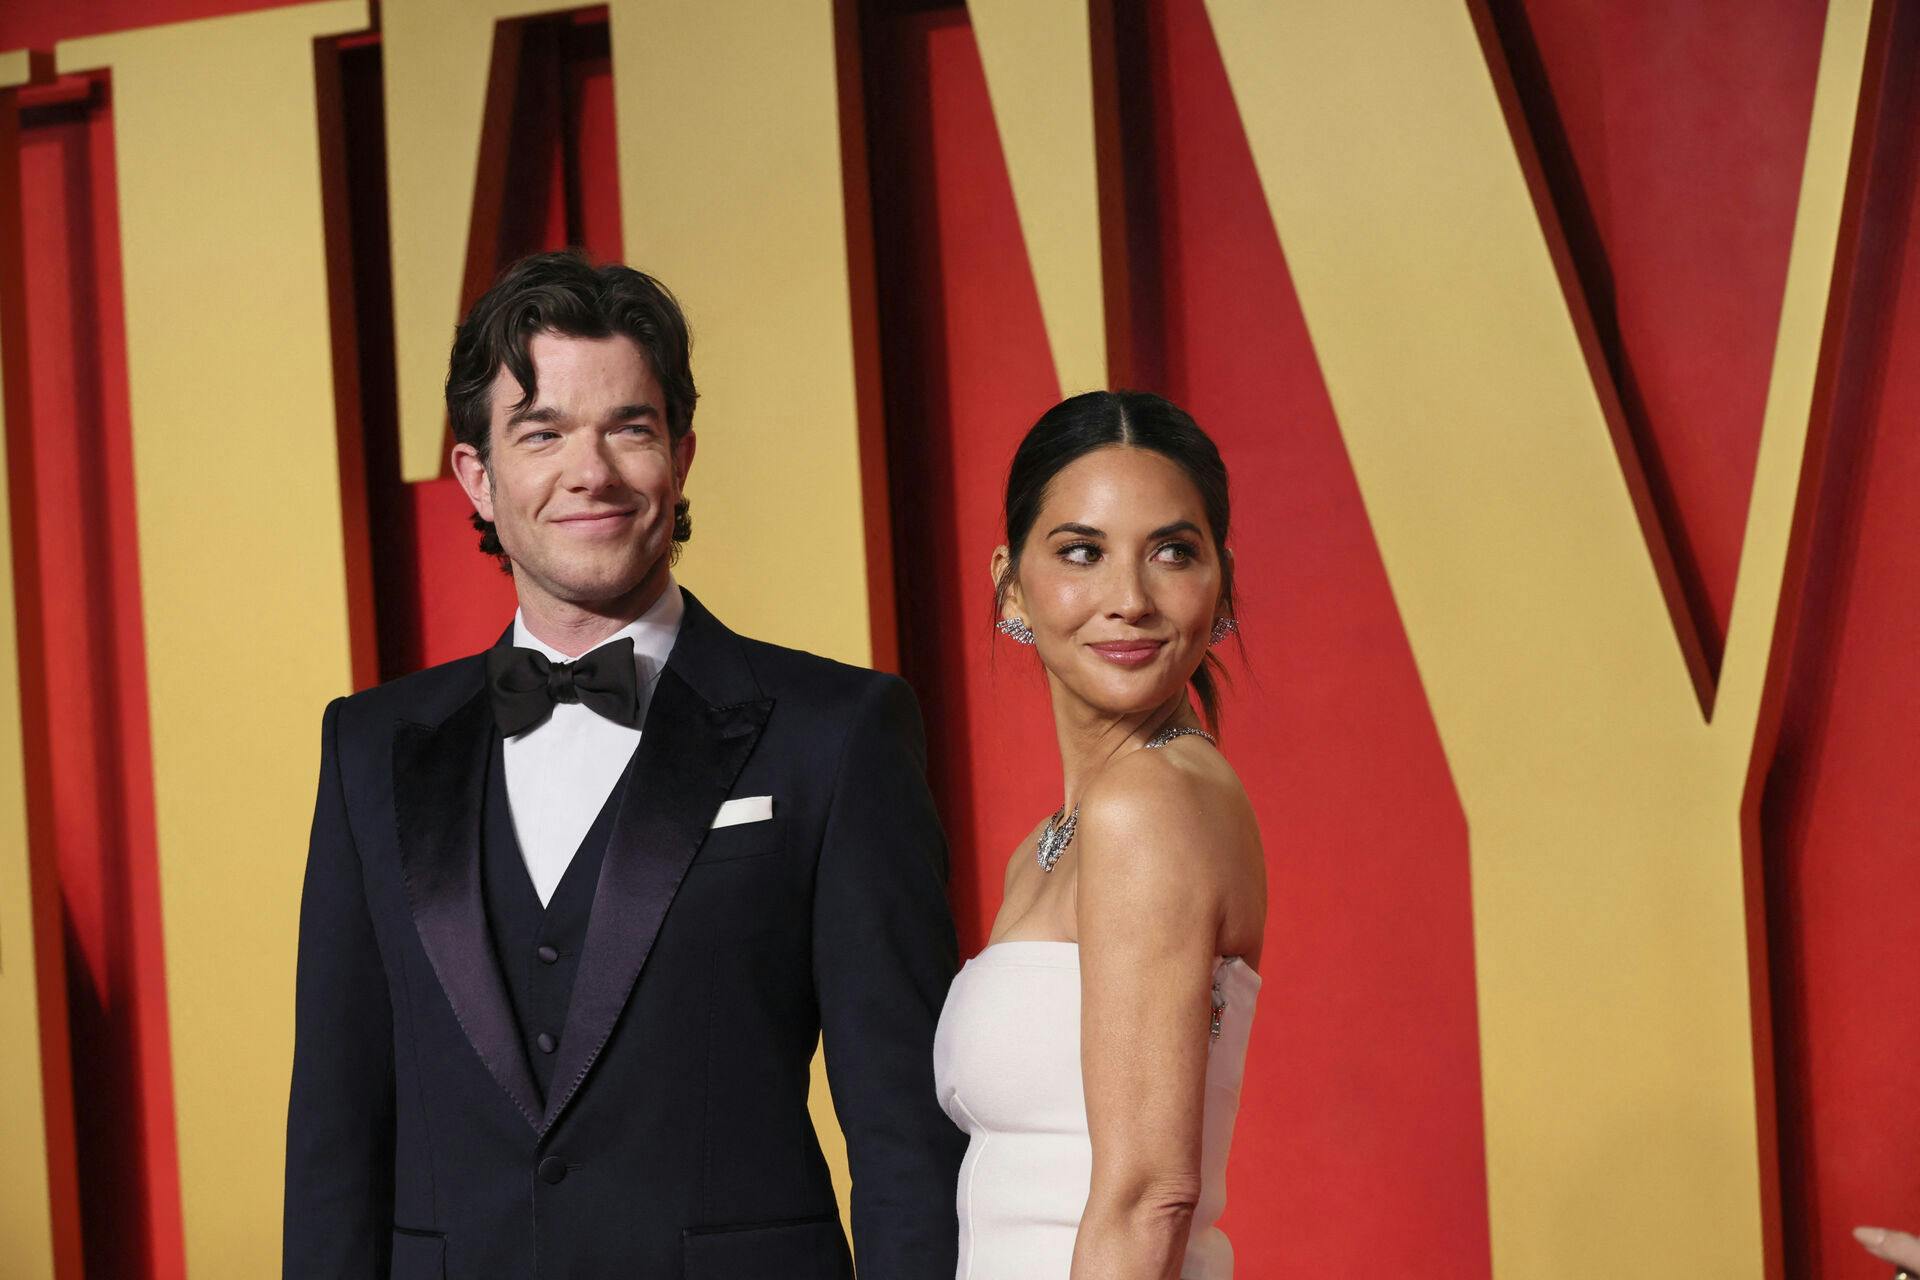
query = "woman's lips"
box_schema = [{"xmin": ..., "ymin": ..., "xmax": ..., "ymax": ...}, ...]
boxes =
[{"xmin": 1088, "ymin": 640, "xmax": 1164, "ymax": 667}]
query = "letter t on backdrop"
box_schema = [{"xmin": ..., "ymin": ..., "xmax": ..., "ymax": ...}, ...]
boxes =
[
  {"xmin": 0, "ymin": 46, "xmax": 83, "ymax": 1280},
  {"xmin": 54, "ymin": 3, "xmax": 371, "ymax": 1274}
]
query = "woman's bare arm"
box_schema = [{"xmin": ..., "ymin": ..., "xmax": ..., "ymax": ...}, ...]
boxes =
[{"xmin": 1070, "ymin": 754, "xmax": 1237, "ymax": 1280}]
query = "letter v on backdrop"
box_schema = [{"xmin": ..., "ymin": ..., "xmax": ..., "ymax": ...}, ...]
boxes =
[
  {"xmin": 1203, "ymin": 2, "xmax": 1875, "ymax": 1277},
  {"xmin": 971, "ymin": 0, "xmax": 1883, "ymax": 1276}
]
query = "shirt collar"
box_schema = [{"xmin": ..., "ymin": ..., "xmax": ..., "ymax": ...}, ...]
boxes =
[{"xmin": 511, "ymin": 576, "xmax": 685, "ymax": 683}]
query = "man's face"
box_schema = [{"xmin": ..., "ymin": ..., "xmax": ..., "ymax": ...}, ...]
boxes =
[{"xmin": 452, "ymin": 330, "xmax": 694, "ymax": 617}]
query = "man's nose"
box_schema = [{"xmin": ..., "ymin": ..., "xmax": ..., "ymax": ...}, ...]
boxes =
[{"xmin": 562, "ymin": 436, "xmax": 615, "ymax": 491}]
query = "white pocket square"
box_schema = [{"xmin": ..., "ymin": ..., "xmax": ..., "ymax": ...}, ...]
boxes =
[{"xmin": 711, "ymin": 795, "xmax": 773, "ymax": 828}]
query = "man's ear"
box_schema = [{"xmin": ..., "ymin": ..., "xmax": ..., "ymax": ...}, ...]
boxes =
[
  {"xmin": 451, "ymin": 441, "xmax": 494, "ymax": 523},
  {"xmin": 673, "ymin": 429, "xmax": 697, "ymax": 492}
]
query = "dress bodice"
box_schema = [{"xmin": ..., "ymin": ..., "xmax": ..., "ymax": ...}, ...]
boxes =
[{"xmin": 932, "ymin": 941, "xmax": 1260, "ymax": 1279}]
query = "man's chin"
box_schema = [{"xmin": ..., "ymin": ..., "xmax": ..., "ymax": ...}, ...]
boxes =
[{"xmin": 522, "ymin": 559, "xmax": 669, "ymax": 613}]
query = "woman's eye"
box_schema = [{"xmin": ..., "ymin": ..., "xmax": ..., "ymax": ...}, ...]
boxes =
[
  {"xmin": 1060, "ymin": 542, "xmax": 1100, "ymax": 565},
  {"xmin": 1153, "ymin": 541, "xmax": 1198, "ymax": 564}
]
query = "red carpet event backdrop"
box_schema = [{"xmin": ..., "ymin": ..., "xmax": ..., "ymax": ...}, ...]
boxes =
[{"xmin": 1, "ymin": 1, "xmax": 1917, "ymax": 1276}]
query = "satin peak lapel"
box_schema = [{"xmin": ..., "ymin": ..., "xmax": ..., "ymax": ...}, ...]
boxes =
[
  {"xmin": 541, "ymin": 665, "xmax": 771, "ymax": 1134},
  {"xmin": 392, "ymin": 683, "xmax": 544, "ymax": 1130}
]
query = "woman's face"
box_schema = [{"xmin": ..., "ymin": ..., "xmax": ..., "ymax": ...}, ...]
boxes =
[{"xmin": 999, "ymin": 445, "xmax": 1224, "ymax": 721}]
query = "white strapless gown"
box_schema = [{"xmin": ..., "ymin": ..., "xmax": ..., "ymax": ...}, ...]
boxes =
[{"xmin": 932, "ymin": 941, "xmax": 1260, "ymax": 1279}]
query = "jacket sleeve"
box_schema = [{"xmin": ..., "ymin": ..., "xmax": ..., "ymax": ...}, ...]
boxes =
[
  {"xmin": 813, "ymin": 674, "xmax": 967, "ymax": 1278},
  {"xmin": 284, "ymin": 697, "xmax": 395, "ymax": 1278}
]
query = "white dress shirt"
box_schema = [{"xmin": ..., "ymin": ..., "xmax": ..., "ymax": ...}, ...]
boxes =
[{"xmin": 504, "ymin": 578, "xmax": 684, "ymax": 906}]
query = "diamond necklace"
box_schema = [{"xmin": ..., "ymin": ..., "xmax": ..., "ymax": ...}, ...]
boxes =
[
  {"xmin": 1034, "ymin": 804, "xmax": 1079, "ymax": 873},
  {"xmin": 1035, "ymin": 723, "xmax": 1217, "ymax": 873}
]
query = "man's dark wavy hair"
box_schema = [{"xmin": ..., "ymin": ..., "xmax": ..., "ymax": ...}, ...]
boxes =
[{"xmin": 445, "ymin": 250, "xmax": 698, "ymax": 566}]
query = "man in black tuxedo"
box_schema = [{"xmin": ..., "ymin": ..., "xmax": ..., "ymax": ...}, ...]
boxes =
[{"xmin": 283, "ymin": 251, "xmax": 964, "ymax": 1278}]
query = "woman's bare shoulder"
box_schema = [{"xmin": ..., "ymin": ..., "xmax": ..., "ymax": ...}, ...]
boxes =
[{"xmin": 1075, "ymin": 739, "xmax": 1256, "ymax": 883}]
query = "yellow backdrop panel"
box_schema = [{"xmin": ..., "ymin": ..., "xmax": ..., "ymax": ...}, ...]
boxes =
[
  {"xmin": 56, "ymin": 3, "xmax": 369, "ymax": 1273},
  {"xmin": 967, "ymin": 0, "xmax": 1109, "ymax": 395},
  {"xmin": 1205, "ymin": 1, "xmax": 1871, "ymax": 1276},
  {"xmin": 607, "ymin": 0, "xmax": 877, "ymax": 1220},
  {"xmin": 603, "ymin": 0, "xmax": 873, "ymax": 664},
  {"xmin": 382, "ymin": 0, "xmax": 584, "ymax": 484},
  {"xmin": 0, "ymin": 47, "xmax": 63, "ymax": 1280}
]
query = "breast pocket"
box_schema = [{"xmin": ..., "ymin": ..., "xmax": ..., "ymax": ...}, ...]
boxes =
[{"xmin": 691, "ymin": 814, "xmax": 784, "ymax": 866}]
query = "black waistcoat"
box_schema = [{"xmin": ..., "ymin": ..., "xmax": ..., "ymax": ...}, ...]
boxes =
[{"xmin": 481, "ymin": 732, "xmax": 640, "ymax": 1100}]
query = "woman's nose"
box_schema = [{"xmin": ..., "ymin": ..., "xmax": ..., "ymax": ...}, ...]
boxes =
[{"xmin": 1103, "ymin": 564, "xmax": 1151, "ymax": 620}]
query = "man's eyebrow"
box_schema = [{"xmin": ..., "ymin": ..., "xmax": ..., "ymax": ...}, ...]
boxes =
[
  {"xmin": 1149, "ymin": 520, "xmax": 1203, "ymax": 539},
  {"xmin": 505, "ymin": 403, "xmax": 563, "ymax": 428},
  {"xmin": 1047, "ymin": 522, "xmax": 1104, "ymax": 538},
  {"xmin": 605, "ymin": 403, "xmax": 660, "ymax": 424}
]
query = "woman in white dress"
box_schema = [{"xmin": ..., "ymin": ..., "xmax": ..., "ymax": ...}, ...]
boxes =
[{"xmin": 934, "ymin": 390, "xmax": 1267, "ymax": 1280}]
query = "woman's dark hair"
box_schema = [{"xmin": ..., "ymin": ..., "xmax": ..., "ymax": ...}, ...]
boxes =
[
  {"xmin": 996, "ymin": 389, "xmax": 1239, "ymax": 731},
  {"xmin": 445, "ymin": 249, "xmax": 697, "ymax": 565}
]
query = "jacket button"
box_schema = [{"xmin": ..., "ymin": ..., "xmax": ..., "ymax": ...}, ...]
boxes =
[
  {"xmin": 536, "ymin": 945, "xmax": 559, "ymax": 964},
  {"xmin": 538, "ymin": 1157, "xmax": 567, "ymax": 1185},
  {"xmin": 536, "ymin": 1032, "xmax": 557, "ymax": 1054}
]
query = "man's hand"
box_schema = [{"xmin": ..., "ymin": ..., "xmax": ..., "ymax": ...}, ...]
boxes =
[{"xmin": 1856, "ymin": 1226, "xmax": 1920, "ymax": 1271}]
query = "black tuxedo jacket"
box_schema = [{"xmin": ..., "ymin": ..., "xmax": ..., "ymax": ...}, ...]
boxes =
[{"xmin": 283, "ymin": 591, "xmax": 965, "ymax": 1278}]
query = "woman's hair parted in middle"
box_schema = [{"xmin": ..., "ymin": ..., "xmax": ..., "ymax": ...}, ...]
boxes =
[{"xmin": 996, "ymin": 389, "xmax": 1239, "ymax": 729}]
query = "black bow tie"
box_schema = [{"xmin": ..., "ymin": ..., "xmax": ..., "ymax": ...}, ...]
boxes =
[{"xmin": 486, "ymin": 637, "xmax": 643, "ymax": 737}]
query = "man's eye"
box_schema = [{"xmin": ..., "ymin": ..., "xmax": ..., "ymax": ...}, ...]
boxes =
[{"xmin": 521, "ymin": 430, "xmax": 559, "ymax": 444}]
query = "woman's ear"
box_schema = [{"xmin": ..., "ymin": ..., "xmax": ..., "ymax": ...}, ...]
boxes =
[{"xmin": 990, "ymin": 545, "xmax": 1020, "ymax": 617}]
